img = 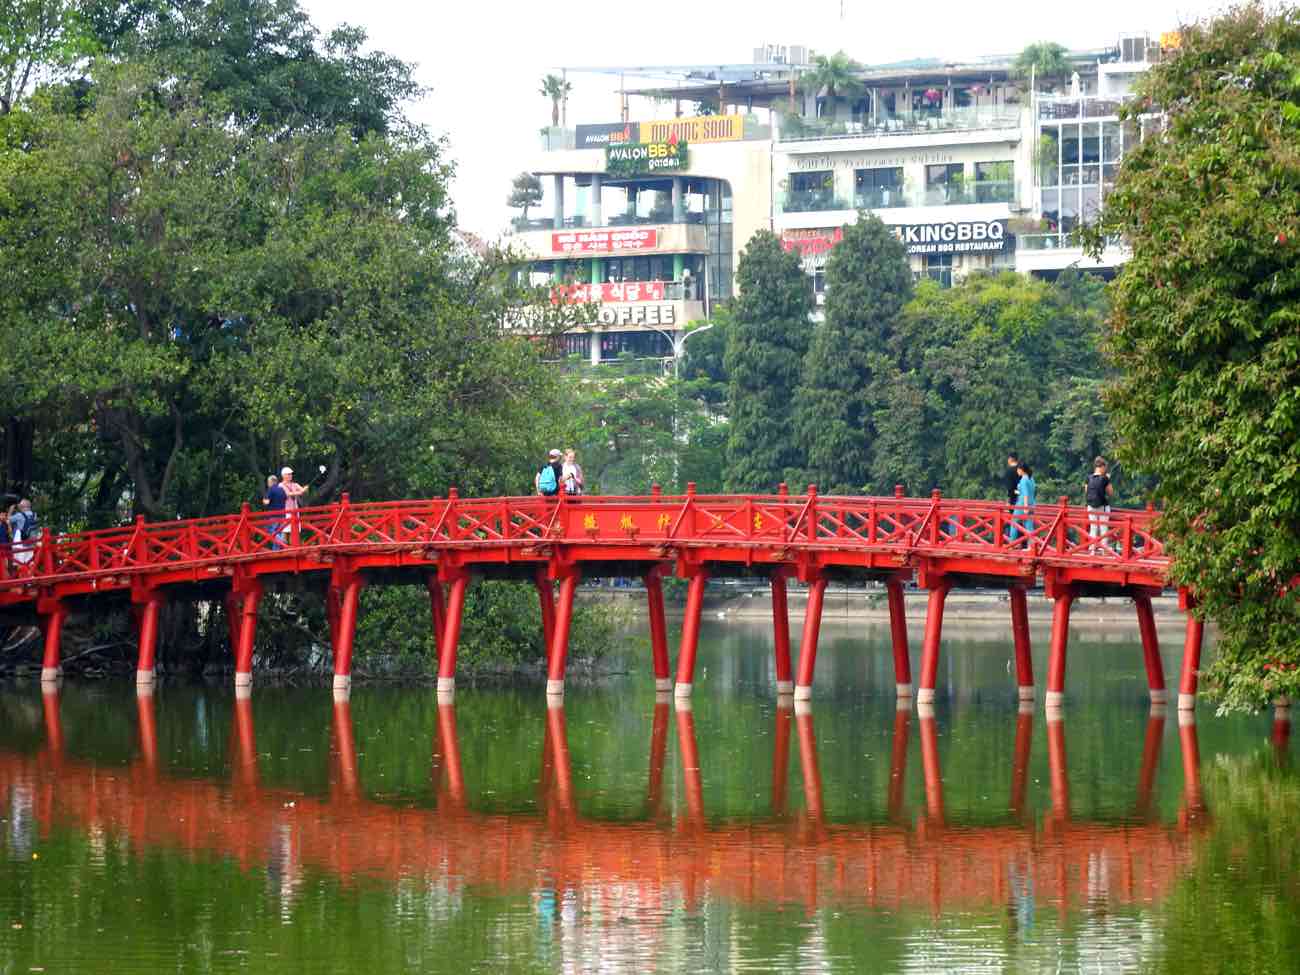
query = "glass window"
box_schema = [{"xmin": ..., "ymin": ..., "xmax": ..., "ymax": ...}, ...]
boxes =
[
  {"xmin": 1041, "ymin": 189, "xmax": 1060, "ymax": 232},
  {"xmin": 1081, "ymin": 122, "xmax": 1101, "ymax": 164},
  {"xmin": 926, "ymin": 163, "xmax": 966, "ymax": 205},
  {"xmin": 923, "ymin": 252, "xmax": 953, "ymax": 288},
  {"xmin": 855, "ymin": 167, "xmax": 903, "ymax": 208},
  {"xmin": 974, "ymin": 161, "xmax": 1014, "ymax": 203},
  {"xmin": 1038, "ymin": 126, "xmax": 1060, "ymax": 186},
  {"xmin": 1062, "ymin": 125, "xmax": 1080, "ymax": 165},
  {"xmin": 788, "ymin": 170, "xmax": 834, "ymax": 212}
]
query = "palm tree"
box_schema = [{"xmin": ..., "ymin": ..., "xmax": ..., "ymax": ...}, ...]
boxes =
[
  {"xmin": 798, "ymin": 51, "xmax": 864, "ymax": 119},
  {"xmin": 1013, "ymin": 42, "xmax": 1071, "ymax": 85},
  {"xmin": 540, "ymin": 74, "xmax": 572, "ymax": 128}
]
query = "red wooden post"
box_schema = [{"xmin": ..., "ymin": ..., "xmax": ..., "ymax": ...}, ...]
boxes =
[
  {"xmin": 771, "ymin": 571, "xmax": 793, "ymax": 695},
  {"xmin": 793, "ymin": 575, "xmax": 828, "ymax": 700},
  {"xmin": 39, "ymin": 600, "xmax": 67, "ymax": 683},
  {"xmin": 1272, "ymin": 699, "xmax": 1291, "ymax": 756},
  {"xmin": 771, "ymin": 698, "xmax": 792, "ymax": 816},
  {"xmin": 427, "ymin": 576, "xmax": 446, "ymax": 662},
  {"xmin": 795, "ymin": 704, "xmax": 824, "ymax": 827},
  {"xmin": 886, "ymin": 577, "xmax": 912, "ymax": 696},
  {"xmin": 1010, "ymin": 585, "xmax": 1034, "ymax": 701},
  {"xmin": 673, "ymin": 570, "xmax": 709, "ymax": 698},
  {"xmin": 535, "ymin": 570, "xmax": 555, "ymax": 663},
  {"xmin": 134, "ymin": 590, "xmax": 166, "ymax": 686},
  {"xmin": 929, "ymin": 489, "xmax": 942, "ymax": 545},
  {"xmin": 1046, "ymin": 587, "xmax": 1075, "ymax": 708},
  {"xmin": 233, "ymin": 583, "xmax": 262, "ymax": 691},
  {"xmin": 330, "ymin": 573, "xmax": 366, "ymax": 695},
  {"xmin": 436, "ymin": 574, "xmax": 469, "ymax": 697},
  {"xmin": 546, "ymin": 571, "xmax": 580, "ymax": 696},
  {"xmin": 1178, "ymin": 615, "xmax": 1204, "ymax": 711},
  {"xmin": 916, "ymin": 580, "xmax": 951, "ymax": 704},
  {"xmin": 894, "ymin": 484, "xmax": 905, "ymax": 498},
  {"xmin": 1055, "ymin": 495, "xmax": 1069, "ymax": 552},
  {"xmin": 645, "ymin": 570, "xmax": 671, "ymax": 692},
  {"xmin": 651, "ymin": 483, "xmax": 661, "ymax": 498},
  {"xmin": 918, "ymin": 708, "xmax": 944, "ymax": 824},
  {"xmin": 805, "ymin": 484, "xmax": 818, "ymax": 542},
  {"xmin": 1134, "ymin": 594, "xmax": 1167, "ymax": 703},
  {"xmin": 225, "ymin": 592, "xmax": 242, "ymax": 654}
]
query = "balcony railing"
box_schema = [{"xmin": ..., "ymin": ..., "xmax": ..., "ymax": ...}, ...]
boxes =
[
  {"xmin": 1018, "ymin": 232, "xmax": 1126, "ymax": 251},
  {"xmin": 1037, "ymin": 96, "xmax": 1127, "ymax": 121},
  {"xmin": 779, "ymin": 181, "xmax": 1018, "ymax": 214},
  {"xmin": 511, "ymin": 212, "xmax": 708, "ymax": 233},
  {"xmin": 779, "ymin": 106, "xmax": 1022, "ymax": 143}
]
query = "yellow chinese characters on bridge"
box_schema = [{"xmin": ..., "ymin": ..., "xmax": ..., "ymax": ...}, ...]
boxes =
[
  {"xmin": 657, "ymin": 513, "xmax": 671, "ymax": 531},
  {"xmin": 754, "ymin": 513, "xmax": 764, "ymax": 531},
  {"xmin": 619, "ymin": 515, "xmax": 636, "ymax": 532},
  {"xmin": 583, "ymin": 514, "xmax": 597, "ymax": 531}
]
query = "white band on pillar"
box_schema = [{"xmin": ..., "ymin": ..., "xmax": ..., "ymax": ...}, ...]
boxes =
[
  {"xmin": 674, "ymin": 682, "xmax": 693, "ymax": 698},
  {"xmin": 436, "ymin": 677, "xmax": 455, "ymax": 693},
  {"xmin": 1017, "ymin": 685, "xmax": 1035, "ymax": 701},
  {"xmin": 776, "ymin": 680, "xmax": 794, "ymax": 696},
  {"xmin": 1045, "ymin": 691, "xmax": 1064, "ymax": 708},
  {"xmin": 916, "ymin": 688, "xmax": 935, "ymax": 704},
  {"xmin": 136, "ymin": 669, "xmax": 156, "ymax": 685},
  {"xmin": 332, "ymin": 674, "xmax": 351, "ymax": 692},
  {"xmin": 793, "ymin": 698, "xmax": 812, "ymax": 716},
  {"xmin": 40, "ymin": 667, "xmax": 61, "ymax": 683},
  {"xmin": 1149, "ymin": 688, "xmax": 1168, "ymax": 703},
  {"xmin": 1177, "ymin": 692, "xmax": 1196, "ymax": 711},
  {"xmin": 917, "ymin": 700, "xmax": 935, "ymax": 719},
  {"xmin": 1178, "ymin": 707, "xmax": 1196, "ymax": 726},
  {"xmin": 896, "ymin": 682, "xmax": 914, "ymax": 698},
  {"xmin": 235, "ymin": 683, "xmax": 252, "ymax": 700},
  {"xmin": 546, "ymin": 679, "xmax": 564, "ymax": 697},
  {"xmin": 793, "ymin": 684, "xmax": 812, "ymax": 701},
  {"xmin": 234, "ymin": 671, "xmax": 252, "ymax": 688},
  {"xmin": 655, "ymin": 678, "xmax": 673, "ymax": 692}
]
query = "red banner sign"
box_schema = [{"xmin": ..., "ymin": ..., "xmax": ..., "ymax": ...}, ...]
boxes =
[
  {"xmin": 552, "ymin": 228, "xmax": 659, "ymax": 254},
  {"xmin": 780, "ymin": 227, "xmax": 843, "ymax": 258},
  {"xmin": 553, "ymin": 281, "xmax": 667, "ymax": 304}
]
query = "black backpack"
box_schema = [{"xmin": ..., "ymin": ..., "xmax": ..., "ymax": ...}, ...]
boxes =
[{"xmin": 1086, "ymin": 474, "xmax": 1109, "ymax": 508}]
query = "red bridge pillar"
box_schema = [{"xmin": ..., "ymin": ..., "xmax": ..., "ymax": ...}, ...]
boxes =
[
  {"xmin": 535, "ymin": 569, "xmax": 555, "ymax": 666},
  {"xmin": 645, "ymin": 569, "xmax": 671, "ymax": 693},
  {"xmin": 38, "ymin": 598, "xmax": 67, "ymax": 684},
  {"xmin": 916, "ymin": 579, "xmax": 951, "ymax": 705},
  {"xmin": 886, "ymin": 576, "xmax": 912, "ymax": 697},
  {"xmin": 793, "ymin": 573, "xmax": 828, "ymax": 701},
  {"xmin": 1009, "ymin": 585, "xmax": 1034, "ymax": 702},
  {"xmin": 427, "ymin": 576, "xmax": 446, "ymax": 664},
  {"xmin": 132, "ymin": 589, "xmax": 166, "ymax": 688},
  {"xmin": 1178, "ymin": 615, "xmax": 1204, "ymax": 712},
  {"xmin": 436, "ymin": 573, "xmax": 471, "ymax": 699},
  {"xmin": 1045, "ymin": 584, "xmax": 1075, "ymax": 709},
  {"xmin": 673, "ymin": 569, "xmax": 709, "ymax": 699},
  {"xmin": 1134, "ymin": 593, "xmax": 1167, "ymax": 704},
  {"xmin": 771, "ymin": 571, "xmax": 793, "ymax": 696},
  {"xmin": 544, "ymin": 570, "xmax": 580, "ymax": 697},
  {"xmin": 231, "ymin": 581, "xmax": 262, "ymax": 693},
  {"xmin": 329, "ymin": 565, "xmax": 366, "ymax": 697}
]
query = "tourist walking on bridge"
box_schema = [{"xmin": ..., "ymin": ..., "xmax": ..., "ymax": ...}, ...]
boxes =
[
  {"xmin": 562, "ymin": 449, "xmax": 584, "ymax": 496},
  {"xmin": 280, "ymin": 467, "xmax": 307, "ymax": 545},
  {"xmin": 265, "ymin": 475, "xmax": 287, "ymax": 549},
  {"xmin": 1004, "ymin": 452, "xmax": 1021, "ymax": 540},
  {"xmin": 1015, "ymin": 463, "xmax": 1037, "ymax": 543},
  {"xmin": 10, "ymin": 499, "xmax": 38, "ymax": 564},
  {"xmin": 536, "ymin": 449, "xmax": 563, "ymax": 496},
  {"xmin": 1085, "ymin": 456, "xmax": 1114, "ymax": 554}
]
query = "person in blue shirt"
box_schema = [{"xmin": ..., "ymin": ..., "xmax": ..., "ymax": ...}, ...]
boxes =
[{"xmin": 1015, "ymin": 463, "xmax": 1037, "ymax": 542}]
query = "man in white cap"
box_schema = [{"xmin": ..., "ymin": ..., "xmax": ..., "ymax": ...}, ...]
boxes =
[
  {"xmin": 535, "ymin": 449, "xmax": 563, "ymax": 496},
  {"xmin": 280, "ymin": 466, "xmax": 308, "ymax": 544}
]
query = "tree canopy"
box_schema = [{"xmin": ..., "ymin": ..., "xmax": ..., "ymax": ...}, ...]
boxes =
[
  {"xmin": 1082, "ymin": 2, "xmax": 1300, "ymax": 710},
  {"xmin": 1012, "ymin": 41, "xmax": 1071, "ymax": 82}
]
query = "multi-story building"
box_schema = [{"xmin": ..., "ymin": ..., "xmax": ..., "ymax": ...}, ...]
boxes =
[{"xmin": 509, "ymin": 35, "xmax": 1165, "ymax": 361}]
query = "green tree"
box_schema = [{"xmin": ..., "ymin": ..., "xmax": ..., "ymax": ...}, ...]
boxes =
[
  {"xmin": 793, "ymin": 214, "xmax": 910, "ymax": 493},
  {"xmin": 1012, "ymin": 41, "xmax": 1071, "ymax": 86},
  {"xmin": 1081, "ymin": 3, "xmax": 1300, "ymax": 710},
  {"xmin": 799, "ymin": 50, "xmax": 863, "ymax": 117},
  {"xmin": 539, "ymin": 72, "xmax": 570, "ymax": 127},
  {"xmin": 506, "ymin": 170, "xmax": 542, "ymax": 225},
  {"xmin": 723, "ymin": 231, "xmax": 812, "ymax": 492},
  {"xmin": 0, "ymin": 0, "xmax": 96, "ymax": 114}
]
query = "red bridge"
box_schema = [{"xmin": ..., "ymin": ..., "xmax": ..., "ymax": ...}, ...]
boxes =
[{"xmin": 1, "ymin": 486, "xmax": 1201, "ymax": 709}]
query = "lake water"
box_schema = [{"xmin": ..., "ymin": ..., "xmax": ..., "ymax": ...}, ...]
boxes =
[{"xmin": 0, "ymin": 618, "xmax": 1295, "ymax": 974}]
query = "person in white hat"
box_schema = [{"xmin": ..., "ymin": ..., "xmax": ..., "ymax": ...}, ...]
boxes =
[{"xmin": 280, "ymin": 466, "xmax": 308, "ymax": 543}]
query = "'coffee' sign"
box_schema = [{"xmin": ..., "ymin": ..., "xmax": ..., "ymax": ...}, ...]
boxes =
[
  {"xmin": 893, "ymin": 219, "xmax": 1011, "ymax": 254},
  {"xmin": 552, "ymin": 228, "xmax": 658, "ymax": 254},
  {"xmin": 596, "ymin": 304, "xmax": 678, "ymax": 327},
  {"xmin": 605, "ymin": 139, "xmax": 688, "ymax": 176}
]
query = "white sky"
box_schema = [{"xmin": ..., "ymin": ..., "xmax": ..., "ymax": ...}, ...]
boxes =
[{"xmin": 302, "ymin": 0, "xmax": 1226, "ymax": 238}]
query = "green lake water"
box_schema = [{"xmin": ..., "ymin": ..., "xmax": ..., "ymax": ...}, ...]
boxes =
[{"xmin": 0, "ymin": 617, "xmax": 1296, "ymax": 973}]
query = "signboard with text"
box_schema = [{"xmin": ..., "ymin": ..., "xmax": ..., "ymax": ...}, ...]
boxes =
[
  {"xmin": 644, "ymin": 114, "xmax": 744, "ymax": 144},
  {"xmin": 575, "ymin": 121, "xmax": 640, "ymax": 149},
  {"xmin": 780, "ymin": 228, "xmax": 843, "ymax": 259},
  {"xmin": 605, "ymin": 140, "xmax": 688, "ymax": 176},
  {"xmin": 892, "ymin": 219, "xmax": 1011, "ymax": 255},
  {"xmin": 596, "ymin": 304, "xmax": 677, "ymax": 327},
  {"xmin": 553, "ymin": 281, "xmax": 667, "ymax": 304},
  {"xmin": 551, "ymin": 228, "xmax": 659, "ymax": 254}
]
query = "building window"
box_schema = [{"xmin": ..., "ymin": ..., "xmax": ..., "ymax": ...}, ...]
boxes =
[
  {"xmin": 855, "ymin": 167, "xmax": 903, "ymax": 209},
  {"xmin": 974, "ymin": 161, "xmax": 1014, "ymax": 204},
  {"xmin": 787, "ymin": 171, "xmax": 835, "ymax": 212},
  {"xmin": 925, "ymin": 163, "xmax": 966, "ymax": 205},
  {"xmin": 921, "ymin": 253, "xmax": 953, "ymax": 288}
]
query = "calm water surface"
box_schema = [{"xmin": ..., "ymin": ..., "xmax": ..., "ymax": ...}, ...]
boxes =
[{"xmin": 0, "ymin": 618, "xmax": 1296, "ymax": 974}]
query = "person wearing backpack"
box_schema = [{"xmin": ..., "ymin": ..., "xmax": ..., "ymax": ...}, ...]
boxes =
[
  {"xmin": 10, "ymin": 498, "xmax": 38, "ymax": 565},
  {"xmin": 535, "ymin": 449, "xmax": 563, "ymax": 497},
  {"xmin": 1085, "ymin": 456, "xmax": 1114, "ymax": 554}
]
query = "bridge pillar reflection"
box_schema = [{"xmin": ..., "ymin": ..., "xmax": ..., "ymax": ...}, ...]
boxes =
[
  {"xmin": 1045, "ymin": 584, "xmax": 1075, "ymax": 709},
  {"xmin": 673, "ymin": 569, "xmax": 709, "ymax": 698},
  {"xmin": 1009, "ymin": 585, "xmax": 1034, "ymax": 701},
  {"xmin": 1177, "ymin": 615, "xmax": 1204, "ymax": 712},
  {"xmin": 1134, "ymin": 593, "xmax": 1167, "ymax": 704},
  {"xmin": 644, "ymin": 569, "xmax": 672, "ymax": 692},
  {"xmin": 432, "ymin": 699, "xmax": 465, "ymax": 809},
  {"xmin": 916, "ymin": 580, "xmax": 951, "ymax": 705},
  {"xmin": 886, "ymin": 576, "xmax": 912, "ymax": 697},
  {"xmin": 888, "ymin": 700, "xmax": 911, "ymax": 821},
  {"xmin": 136, "ymin": 686, "xmax": 159, "ymax": 780},
  {"xmin": 1134, "ymin": 706, "xmax": 1166, "ymax": 818},
  {"xmin": 330, "ymin": 697, "xmax": 360, "ymax": 802},
  {"xmin": 37, "ymin": 598, "xmax": 67, "ymax": 684},
  {"xmin": 231, "ymin": 693, "xmax": 259, "ymax": 791},
  {"xmin": 645, "ymin": 699, "xmax": 670, "ymax": 818},
  {"xmin": 1010, "ymin": 703, "xmax": 1033, "ymax": 820},
  {"xmin": 794, "ymin": 701, "xmax": 825, "ymax": 831},
  {"xmin": 917, "ymin": 705, "xmax": 944, "ymax": 824},
  {"xmin": 793, "ymin": 574, "xmax": 828, "ymax": 701},
  {"xmin": 771, "ymin": 571, "xmax": 794, "ymax": 696},
  {"xmin": 674, "ymin": 700, "xmax": 704, "ymax": 826},
  {"xmin": 772, "ymin": 698, "xmax": 792, "ymax": 816},
  {"xmin": 1273, "ymin": 699, "xmax": 1291, "ymax": 760}
]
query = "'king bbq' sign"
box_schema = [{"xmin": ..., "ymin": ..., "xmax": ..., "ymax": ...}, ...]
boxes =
[
  {"xmin": 605, "ymin": 138, "xmax": 688, "ymax": 176},
  {"xmin": 892, "ymin": 219, "xmax": 1012, "ymax": 255}
]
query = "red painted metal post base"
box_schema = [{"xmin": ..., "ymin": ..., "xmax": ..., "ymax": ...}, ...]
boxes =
[
  {"xmin": 645, "ymin": 570, "xmax": 671, "ymax": 692},
  {"xmin": 772, "ymin": 572, "xmax": 794, "ymax": 695},
  {"xmin": 793, "ymin": 576, "xmax": 828, "ymax": 701},
  {"xmin": 1134, "ymin": 593, "xmax": 1167, "ymax": 703},
  {"xmin": 1045, "ymin": 587, "xmax": 1075, "ymax": 709},
  {"xmin": 1178, "ymin": 615, "xmax": 1204, "ymax": 711},
  {"xmin": 1009, "ymin": 585, "xmax": 1033, "ymax": 701},
  {"xmin": 329, "ymin": 568, "xmax": 366, "ymax": 696},
  {"xmin": 673, "ymin": 571, "xmax": 709, "ymax": 698},
  {"xmin": 427, "ymin": 576, "xmax": 446, "ymax": 664},
  {"xmin": 436, "ymin": 574, "xmax": 470, "ymax": 699},
  {"xmin": 134, "ymin": 590, "xmax": 166, "ymax": 686},
  {"xmin": 545, "ymin": 572, "xmax": 580, "ymax": 697},
  {"xmin": 38, "ymin": 599, "xmax": 67, "ymax": 683},
  {"xmin": 917, "ymin": 582, "xmax": 951, "ymax": 705},
  {"xmin": 232, "ymin": 582, "xmax": 262, "ymax": 691},
  {"xmin": 886, "ymin": 577, "xmax": 912, "ymax": 697}
]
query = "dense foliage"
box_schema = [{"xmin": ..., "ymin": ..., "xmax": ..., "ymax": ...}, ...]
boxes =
[
  {"xmin": 723, "ymin": 231, "xmax": 811, "ymax": 492},
  {"xmin": 1083, "ymin": 2, "xmax": 1300, "ymax": 709}
]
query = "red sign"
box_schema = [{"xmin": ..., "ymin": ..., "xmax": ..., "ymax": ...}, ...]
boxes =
[
  {"xmin": 553, "ymin": 281, "xmax": 667, "ymax": 304},
  {"xmin": 551, "ymin": 228, "xmax": 659, "ymax": 254},
  {"xmin": 780, "ymin": 228, "xmax": 843, "ymax": 258}
]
